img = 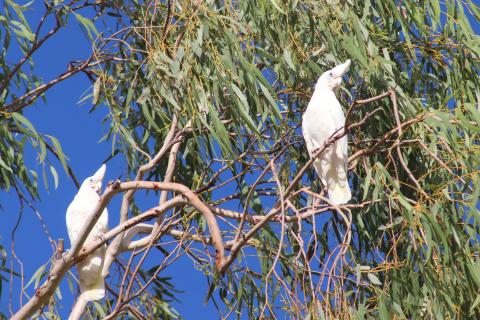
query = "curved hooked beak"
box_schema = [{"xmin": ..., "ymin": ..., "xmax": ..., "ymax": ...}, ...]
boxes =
[
  {"xmin": 91, "ymin": 164, "xmax": 106, "ymax": 193},
  {"xmin": 92, "ymin": 164, "xmax": 106, "ymax": 181},
  {"xmin": 330, "ymin": 59, "xmax": 351, "ymax": 79}
]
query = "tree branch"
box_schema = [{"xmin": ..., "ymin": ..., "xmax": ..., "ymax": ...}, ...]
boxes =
[
  {"xmin": 1, "ymin": 58, "xmax": 110, "ymax": 113},
  {"xmin": 0, "ymin": 18, "xmax": 61, "ymax": 94},
  {"xmin": 11, "ymin": 181, "xmax": 224, "ymax": 320}
]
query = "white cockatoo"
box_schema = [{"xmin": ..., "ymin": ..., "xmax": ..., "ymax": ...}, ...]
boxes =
[
  {"xmin": 302, "ymin": 59, "xmax": 352, "ymax": 205},
  {"xmin": 66, "ymin": 164, "xmax": 108, "ymax": 320}
]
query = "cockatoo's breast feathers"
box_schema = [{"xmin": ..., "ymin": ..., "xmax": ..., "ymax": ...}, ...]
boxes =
[
  {"xmin": 80, "ymin": 164, "xmax": 107, "ymax": 194},
  {"xmin": 316, "ymin": 59, "xmax": 351, "ymax": 91}
]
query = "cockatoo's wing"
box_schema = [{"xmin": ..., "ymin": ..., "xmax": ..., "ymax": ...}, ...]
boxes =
[
  {"xmin": 66, "ymin": 165, "xmax": 108, "ymax": 320},
  {"xmin": 301, "ymin": 117, "xmax": 314, "ymax": 158},
  {"xmin": 302, "ymin": 98, "xmax": 337, "ymax": 186}
]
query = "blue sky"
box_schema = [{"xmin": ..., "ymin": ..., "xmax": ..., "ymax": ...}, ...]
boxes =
[{"xmin": 0, "ymin": 2, "xmax": 219, "ymax": 318}]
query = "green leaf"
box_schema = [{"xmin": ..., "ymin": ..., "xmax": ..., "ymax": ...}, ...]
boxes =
[
  {"xmin": 74, "ymin": 13, "xmax": 98, "ymax": 40},
  {"xmin": 11, "ymin": 112, "xmax": 38, "ymax": 138},
  {"xmin": 92, "ymin": 77, "xmax": 101, "ymax": 105},
  {"xmin": 231, "ymin": 83, "xmax": 260, "ymax": 136},
  {"xmin": 50, "ymin": 164, "xmax": 58, "ymax": 190},
  {"xmin": 93, "ymin": 301, "xmax": 107, "ymax": 317},
  {"xmin": 10, "ymin": 20, "xmax": 34, "ymax": 42},
  {"xmin": 367, "ymin": 273, "xmax": 382, "ymax": 286},
  {"xmin": 45, "ymin": 135, "xmax": 69, "ymax": 175},
  {"xmin": 268, "ymin": 0, "xmax": 286, "ymax": 14},
  {"xmin": 258, "ymin": 82, "xmax": 281, "ymax": 118},
  {"xmin": 25, "ymin": 264, "xmax": 46, "ymax": 289},
  {"xmin": 283, "ymin": 49, "xmax": 296, "ymax": 71},
  {"xmin": 0, "ymin": 157, "xmax": 13, "ymax": 173},
  {"xmin": 470, "ymin": 294, "xmax": 480, "ymax": 314}
]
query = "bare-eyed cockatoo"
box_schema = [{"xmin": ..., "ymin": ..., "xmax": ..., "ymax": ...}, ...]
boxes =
[
  {"xmin": 66, "ymin": 164, "xmax": 108, "ymax": 320},
  {"xmin": 302, "ymin": 59, "xmax": 352, "ymax": 205}
]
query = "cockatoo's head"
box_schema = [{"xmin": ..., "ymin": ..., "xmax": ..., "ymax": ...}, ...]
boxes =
[
  {"xmin": 315, "ymin": 59, "xmax": 351, "ymax": 91},
  {"xmin": 80, "ymin": 164, "xmax": 106, "ymax": 194}
]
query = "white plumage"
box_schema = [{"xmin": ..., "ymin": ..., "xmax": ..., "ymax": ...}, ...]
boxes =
[
  {"xmin": 66, "ymin": 164, "xmax": 108, "ymax": 320},
  {"xmin": 302, "ymin": 60, "xmax": 352, "ymax": 205}
]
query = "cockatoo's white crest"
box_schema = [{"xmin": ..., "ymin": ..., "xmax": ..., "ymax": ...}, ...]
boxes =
[
  {"xmin": 302, "ymin": 59, "xmax": 352, "ymax": 205},
  {"xmin": 80, "ymin": 164, "xmax": 106, "ymax": 194},
  {"xmin": 316, "ymin": 59, "xmax": 351, "ymax": 91}
]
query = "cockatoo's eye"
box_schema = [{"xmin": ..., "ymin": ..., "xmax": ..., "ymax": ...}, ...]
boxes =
[{"xmin": 329, "ymin": 72, "xmax": 333, "ymax": 77}]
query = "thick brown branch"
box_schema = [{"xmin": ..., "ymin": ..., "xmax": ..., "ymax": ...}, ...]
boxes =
[
  {"xmin": 11, "ymin": 181, "xmax": 223, "ymax": 320},
  {"xmin": 129, "ymin": 119, "xmax": 192, "ymax": 251}
]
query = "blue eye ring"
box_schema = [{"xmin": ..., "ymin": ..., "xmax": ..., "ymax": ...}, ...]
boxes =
[{"xmin": 329, "ymin": 72, "xmax": 334, "ymax": 77}]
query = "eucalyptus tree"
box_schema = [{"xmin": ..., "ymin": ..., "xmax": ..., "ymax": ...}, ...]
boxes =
[{"xmin": 4, "ymin": 0, "xmax": 480, "ymax": 319}]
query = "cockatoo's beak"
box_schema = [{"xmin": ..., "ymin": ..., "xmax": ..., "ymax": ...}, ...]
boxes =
[
  {"xmin": 317, "ymin": 59, "xmax": 351, "ymax": 91},
  {"xmin": 92, "ymin": 164, "xmax": 106, "ymax": 181},
  {"xmin": 330, "ymin": 59, "xmax": 351, "ymax": 79},
  {"xmin": 91, "ymin": 164, "xmax": 106, "ymax": 193}
]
